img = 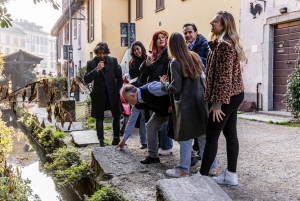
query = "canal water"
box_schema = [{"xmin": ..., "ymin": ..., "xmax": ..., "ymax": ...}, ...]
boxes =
[{"xmin": 3, "ymin": 110, "xmax": 75, "ymax": 201}]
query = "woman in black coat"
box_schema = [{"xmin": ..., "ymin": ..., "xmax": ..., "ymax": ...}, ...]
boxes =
[
  {"xmin": 140, "ymin": 30, "xmax": 173, "ymax": 155},
  {"xmin": 84, "ymin": 42, "xmax": 123, "ymax": 147},
  {"xmin": 128, "ymin": 41, "xmax": 148, "ymax": 149}
]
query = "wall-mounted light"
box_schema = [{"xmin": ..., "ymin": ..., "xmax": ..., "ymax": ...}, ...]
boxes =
[{"xmin": 279, "ymin": 7, "xmax": 287, "ymax": 14}]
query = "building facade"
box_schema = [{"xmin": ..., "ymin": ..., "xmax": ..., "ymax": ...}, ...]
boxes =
[
  {"xmin": 51, "ymin": 0, "xmax": 86, "ymax": 77},
  {"xmin": 0, "ymin": 21, "xmax": 26, "ymax": 56},
  {"xmin": 0, "ymin": 19, "xmax": 57, "ymax": 74},
  {"xmin": 240, "ymin": 0, "xmax": 300, "ymax": 111}
]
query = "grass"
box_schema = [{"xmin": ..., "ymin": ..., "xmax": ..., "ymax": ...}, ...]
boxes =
[
  {"xmin": 268, "ymin": 121, "xmax": 300, "ymax": 127},
  {"xmin": 249, "ymin": 118, "xmax": 257, "ymax": 121},
  {"xmin": 104, "ymin": 138, "xmax": 111, "ymax": 146},
  {"xmin": 104, "ymin": 118, "xmax": 112, "ymax": 123},
  {"xmin": 237, "ymin": 111, "xmax": 242, "ymax": 114},
  {"xmin": 104, "ymin": 125, "xmax": 112, "ymax": 130}
]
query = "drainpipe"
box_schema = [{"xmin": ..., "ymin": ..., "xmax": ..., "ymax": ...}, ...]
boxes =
[
  {"xmin": 257, "ymin": 83, "xmax": 262, "ymax": 111},
  {"xmin": 127, "ymin": 0, "xmax": 131, "ymax": 50}
]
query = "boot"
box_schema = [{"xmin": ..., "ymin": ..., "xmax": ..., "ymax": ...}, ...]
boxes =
[
  {"xmin": 112, "ymin": 137, "xmax": 120, "ymax": 145},
  {"xmin": 99, "ymin": 139, "xmax": 105, "ymax": 147}
]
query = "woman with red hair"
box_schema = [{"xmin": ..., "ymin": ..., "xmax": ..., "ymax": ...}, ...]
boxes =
[{"xmin": 139, "ymin": 30, "xmax": 173, "ymax": 163}]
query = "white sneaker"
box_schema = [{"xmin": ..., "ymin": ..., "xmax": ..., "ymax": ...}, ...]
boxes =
[
  {"xmin": 158, "ymin": 148, "xmax": 173, "ymax": 156},
  {"xmin": 166, "ymin": 169, "xmax": 189, "ymax": 178},
  {"xmin": 212, "ymin": 169, "xmax": 238, "ymax": 186}
]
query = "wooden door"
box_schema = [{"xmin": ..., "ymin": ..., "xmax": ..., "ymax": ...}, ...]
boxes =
[{"xmin": 273, "ymin": 21, "xmax": 300, "ymax": 111}]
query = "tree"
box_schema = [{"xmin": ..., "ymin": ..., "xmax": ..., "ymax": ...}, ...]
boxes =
[{"xmin": 0, "ymin": 0, "xmax": 60, "ymax": 28}]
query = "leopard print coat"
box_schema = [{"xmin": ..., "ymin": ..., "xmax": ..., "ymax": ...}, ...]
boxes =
[{"xmin": 204, "ymin": 40, "xmax": 244, "ymax": 104}]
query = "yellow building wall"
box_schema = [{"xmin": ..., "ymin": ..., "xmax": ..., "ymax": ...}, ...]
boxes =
[
  {"xmin": 131, "ymin": 0, "xmax": 241, "ymax": 51},
  {"xmin": 84, "ymin": 0, "xmax": 128, "ymax": 63},
  {"xmin": 101, "ymin": 0, "xmax": 128, "ymax": 62},
  {"xmin": 84, "ymin": 0, "xmax": 103, "ymax": 62}
]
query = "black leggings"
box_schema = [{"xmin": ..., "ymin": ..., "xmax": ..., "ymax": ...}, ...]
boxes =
[{"xmin": 200, "ymin": 92, "xmax": 244, "ymax": 175}]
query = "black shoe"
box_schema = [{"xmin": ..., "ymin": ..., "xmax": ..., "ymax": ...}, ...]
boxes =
[
  {"xmin": 192, "ymin": 138, "xmax": 199, "ymax": 152},
  {"xmin": 140, "ymin": 156, "xmax": 160, "ymax": 164},
  {"xmin": 99, "ymin": 140, "xmax": 105, "ymax": 147},
  {"xmin": 190, "ymin": 156, "xmax": 199, "ymax": 167},
  {"xmin": 112, "ymin": 137, "xmax": 120, "ymax": 145},
  {"xmin": 139, "ymin": 144, "xmax": 147, "ymax": 149}
]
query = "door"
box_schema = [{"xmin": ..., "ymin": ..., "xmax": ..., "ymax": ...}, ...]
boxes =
[{"xmin": 273, "ymin": 21, "xmax": 300, "ymax": 111}]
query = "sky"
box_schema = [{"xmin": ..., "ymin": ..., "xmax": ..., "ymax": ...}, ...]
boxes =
[{"xmin": 6, "ymin": 0, "xmax": 62, "ymax": 34}]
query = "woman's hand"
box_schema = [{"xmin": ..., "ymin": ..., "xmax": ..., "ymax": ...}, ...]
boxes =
[
  {"xmin": 115, "ymin": 139, "xmax": 126, "ymax": 150},
  {"xmin": 210, "ymin": 106, "xmax": 226, "ymax": 122},
  {"xmin": 146, "ymin": 55, "xmax": 154, "ymax": 66},
  {"xmin": 159, "ymin": 75, "xmax": 168, "ymax": 82}
]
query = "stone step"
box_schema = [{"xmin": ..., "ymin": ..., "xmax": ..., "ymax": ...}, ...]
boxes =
[
  {"xmin": 156, "ymin": 176, "xmax": 232, "ymax": 201},
  {"xmin": 91, "ymin": 146, "xmax": 147, "ymax": 180},
  {"xmin": 71, "ymin": 130, "xmax": 99, "ymax": 147}
]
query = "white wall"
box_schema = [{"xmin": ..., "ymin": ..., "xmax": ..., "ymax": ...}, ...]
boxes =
[{"xmin": 240, "ymin": 0, "xmax": 300, "ymax": 110}]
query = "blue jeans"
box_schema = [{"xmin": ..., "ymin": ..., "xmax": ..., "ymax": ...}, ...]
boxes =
[
  {"xmin": 198, "ymin": 135, "xmax": 217, "ymax": 170},
  {"xmin": 158, "ymin": 123, "xmax": 173, "ymax": 150},
  {"xmin": 139, "ymin": 110, "xmax": 147, "ymax": 145},
  {"xmin": 175, "ymin": 139, "xmax": 193, "ymax": 173}
]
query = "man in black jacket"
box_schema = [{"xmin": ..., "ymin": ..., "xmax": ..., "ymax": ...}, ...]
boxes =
[
  {"xmin": 84, "ymin": 42, "xmax": 123, "ymax": 147},
  {"xmin": 116, "ymin": 83, "xmax": 171, "ymax": 164},
  {"xmin": 183, "ymin": 23, "xmax": 209, "ymax": 72}
]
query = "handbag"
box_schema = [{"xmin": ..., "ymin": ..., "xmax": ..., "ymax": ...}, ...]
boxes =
[
  {"xmin": 129, "ymin": 76, "xmax": 142, "ymax": 87},
  {"xmin": 129, "ymin": 73, "xmax": 146, "ymax": 87}
]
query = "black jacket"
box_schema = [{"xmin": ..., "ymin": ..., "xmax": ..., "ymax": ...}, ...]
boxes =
[
  {"xmin": 84, "ymin": 56, "xmax": 123, "ymax": 119},
  {"xmin": 190, "ymin": 34, "xmax": 209, "ymax": 70},
  {"xmin": 135, "ymin": 83, "xmax": 170, "ymax": 116},
  {"xmin": 140, "ymin": 47, "xmax": 170, "ymax": 82},
  {"xmin": 129, "ymin": 57, "xmax": 147, "ymax": 86}
]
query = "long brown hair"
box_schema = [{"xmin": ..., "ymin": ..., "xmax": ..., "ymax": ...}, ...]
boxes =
[
  {"xmin": 168, "ymin": 32, "xmax": 203, "ymax": 79},
  {"xmin": 129, "ymin": 41, "xmax": 147, "ymax": 68},
  {"xmin": 209, "ymin": 11, "xmax": 245, "ymax": 62}
]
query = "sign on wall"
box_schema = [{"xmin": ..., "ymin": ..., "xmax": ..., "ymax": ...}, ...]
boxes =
[
  {"xmin": 249, "ymin": 0, "xmax": 265, "ymax": 19},
  {"xmin": 120, "ymin": 23, "xmax": 136, "ymax": 47}
]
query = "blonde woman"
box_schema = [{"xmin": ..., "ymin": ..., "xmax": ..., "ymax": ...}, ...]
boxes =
[{"xmin": 199, "ymin": 11, "xmax": 244, "ymax": 185}]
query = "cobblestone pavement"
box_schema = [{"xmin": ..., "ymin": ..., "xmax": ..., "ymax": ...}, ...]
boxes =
[{"xmin": 75, "ymin": 117, "xmax": 300, "ymax": 200}]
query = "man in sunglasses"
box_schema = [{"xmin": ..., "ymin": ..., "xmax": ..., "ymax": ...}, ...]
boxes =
[{"xmin": 116, "ymin": 82, "xmax": 171, "ymax": 164}]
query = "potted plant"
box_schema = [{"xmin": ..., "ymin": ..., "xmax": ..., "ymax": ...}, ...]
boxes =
[{"xmin": 84, "ymin": 95, "xmax": 91, "ymax": 119}]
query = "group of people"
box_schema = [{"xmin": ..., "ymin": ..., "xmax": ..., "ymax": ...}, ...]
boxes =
[{"xmin": 84, "ymin": 11, "xmax": 244, "ymax": 186}]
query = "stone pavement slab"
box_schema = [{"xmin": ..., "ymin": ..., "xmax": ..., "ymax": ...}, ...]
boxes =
[
  {"xmin": 91, "ymin": 146, "xmax": 147, "ymax": 179},
  {"xmin": 71, "ymin": 130, "xmax": 99, "ymax": 147},
  {"xmin": 238, "ymin": 113, "xmax": 290, "ymax": 123},
  {"xmin": 57, "ymin": 122, "xmax": 83, "ymax": 132},
  {"xmin": 156, "ymin": 176, "xmax": 232, "ymax": 201}
]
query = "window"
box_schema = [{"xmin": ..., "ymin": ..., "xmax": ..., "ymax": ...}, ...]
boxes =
[
  {"xmin": 14, "ymin": 49, "xmax": 18, "ymax": 52},
  {"xmin": 6, "ymin": 35, "xmax": 10, "ymax": 44},
  {"xmin": 79, "ymin": 60, "xmax": 81, "ymax": 68},
  {"xmin": 58, "ymin": 31, "xmax": 62, "ymax": 59},
  {"xmin": 13, "ymin": 37, "xmax": 18, "ymax": 45},
  {"xmin": 136, "ymin": 0, "xmax": 143, "ymax": 19},
  {"xmin": 156, "ymin": 0, "xmax": 164, "ymax": 12},
  {"xmin": 31, "ymin": 44, "xmax": 35, "ymax": 52},
  {"xmin": 64, "ymin": 23, "xmax": 69, "ymax": 44},
  {"xmin": 87, "ymin": 0, "xmax": 94, "ymax": 42},
  {"xmin": 0, "ymin": 47, "xmax": 2, "ymax": 52},
  {"xmin": 5, "ymin": 48, "xmax": 10, "ymax": 55},
  {"xmin": 45, "ymin": 47, "xmax": 48, "ymax": 53},
  {"xmin": 40, "ymin": 46, "xmax": 43, "ymax": 53},
  {"xmin": 74, "ymin": 16, "xmax": 77, "ymax": 39},
  {"xmin": 26, "ymin": 34, "xmax": 31, "ymax": 42},
  {"xmin": 21, "ymin": 39, "xmax": 25, "ymax": 46},
  {"xmin": 78, "ymin": 12, "xmax": 81, "ymax": 48}
]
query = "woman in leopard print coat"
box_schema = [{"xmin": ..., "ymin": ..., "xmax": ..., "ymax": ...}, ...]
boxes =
[{"xmin": 199, "ymin": 11, "xmax": 245, "ymax": 186}]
